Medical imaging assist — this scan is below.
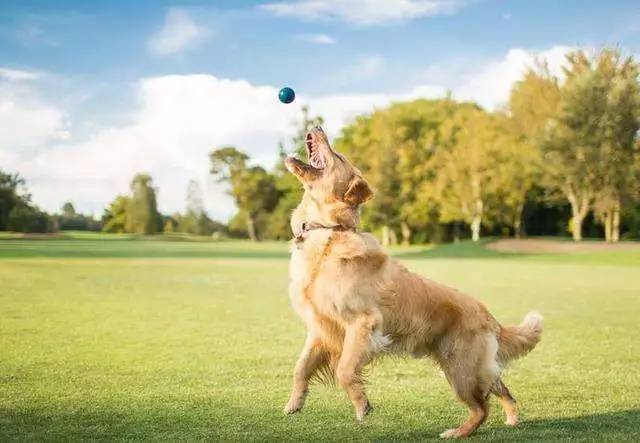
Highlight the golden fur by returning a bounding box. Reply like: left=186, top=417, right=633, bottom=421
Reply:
left=283, top=127, right=542, bottom=438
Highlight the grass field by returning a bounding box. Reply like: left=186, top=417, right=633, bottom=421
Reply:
left=1, top=233, right=639, bottom=441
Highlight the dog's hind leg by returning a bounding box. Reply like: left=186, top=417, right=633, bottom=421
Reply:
left=440, top=335, right=497, bottom=438
left=284, top=335, right=329, bottom=414
left=440, top=382, right=490, bottom=439
left=491, top=377, right=518, bottom=426
left=336, top=315, right=377, bottom=421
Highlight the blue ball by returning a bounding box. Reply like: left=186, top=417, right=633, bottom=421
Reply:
left=279, top=86, right=295, bottom=104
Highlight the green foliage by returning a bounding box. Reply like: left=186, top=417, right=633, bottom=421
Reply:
left=125, top=174, right=162, bottom=235
left=7, top=203, right=51, bottom=233
left=0, top=170, right=28, bottom=231
left=57, top=202, right=102, bottom=231
left=336, top=99, right=538, bottom=242
left=535, top=49, right=640, bottom=240
left=174, top=212, right=226, bottom=237
left=0, top=170, right=54, bottom=233
left=336, top=99, right=460, bottom=243
left=210, top=146, right=280, bottom=240
left=509, top=62, right=562, bottom=144
left=102, top=195, right=130, bottom=233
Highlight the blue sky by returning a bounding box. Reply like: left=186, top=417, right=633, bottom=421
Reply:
left=1, top=0, right=639, bottom=219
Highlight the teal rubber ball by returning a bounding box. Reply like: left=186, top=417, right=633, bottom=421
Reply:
left=279, top=87, right=295, bottom=104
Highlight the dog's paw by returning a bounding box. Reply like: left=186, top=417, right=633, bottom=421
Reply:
left=283, top=397, right=305, bottom=415
left=505, top=415, right=519, bottom=426
left=283, top=401, right=302, bottom=415
left=356, top=400, right=373, bottom=422
left=439, top=428, right=461, bottom=439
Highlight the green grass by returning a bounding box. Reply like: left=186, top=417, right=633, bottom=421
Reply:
left=1, top=234, right=639, bottom=441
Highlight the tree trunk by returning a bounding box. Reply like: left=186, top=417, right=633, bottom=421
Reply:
left=389, top=228, right=398, bottom=246
left=568, top=191, right=590, bottom=242
left=603, top=210, right=612, bottom=242
left=514, top=201, right=524, bottom=239
left=247, top=216, right=257, bottom=241
left=612, top=204, right=620, bottom=243
left=453, top=222, right=460, bottom=243
left=513, top=217, right=521, bottom=239
left=471, top=215, right=481, bottom=242
left=571, top=212, right=584, bottom=241
left=470, top=199, right=483, bottom=242
left=400, top=222, right=411, bottom=246
left=381, top=225, right=390, bottom=247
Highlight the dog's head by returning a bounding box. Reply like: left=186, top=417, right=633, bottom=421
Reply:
left=285, top=126, right=373, bottom=237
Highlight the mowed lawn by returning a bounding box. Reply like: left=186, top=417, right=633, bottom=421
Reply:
left=1, top=234, right=639, bottom=441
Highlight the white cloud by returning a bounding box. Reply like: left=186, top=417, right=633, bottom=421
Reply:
left=262, top=0, right=464, bottom=25
left=0, top=74, right=70, bottom=166
left=10, top=76, right=303, bottom=219
left=2, top=45, right=575, bottom=219
left=4, top=75, right=442, bottom=219
left=454, top=45, right=573, bottom=110
left=148, top=8, right=213, bottom=56
left=0, top=68, right=41, bottom=81
left=309, top=85, right=445, bottom=132
left=296, top=33, right=336, bottom=44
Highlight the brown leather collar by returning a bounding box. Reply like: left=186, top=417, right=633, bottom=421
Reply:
left=294, top=222, right=354, bottom=243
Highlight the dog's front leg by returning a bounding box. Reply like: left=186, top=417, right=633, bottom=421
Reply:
left=336, top=315, right=377, bottom=421
left=284, top=335, right=327, bottom=414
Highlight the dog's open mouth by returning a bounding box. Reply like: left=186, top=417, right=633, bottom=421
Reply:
left=306, top=131, right=326, bottom=170
left=284, top=127, right=331, bottom=180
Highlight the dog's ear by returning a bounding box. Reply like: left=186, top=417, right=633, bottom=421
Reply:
left=344, top=177, right=373, bottom=206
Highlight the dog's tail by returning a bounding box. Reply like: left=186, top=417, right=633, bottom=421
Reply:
left=497, top=311, right=543, bottom=364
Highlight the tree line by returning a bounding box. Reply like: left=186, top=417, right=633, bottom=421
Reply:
left=2, top=48, right=639, bottom=243
left=212, top=48, right=640, bottom=243
left=0, top=171, right=225, bottom=237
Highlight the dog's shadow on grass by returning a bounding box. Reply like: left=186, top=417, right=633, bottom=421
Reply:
left=2, top=407, right=639, bottom=440
left=372, top=409, right=640, bottom=441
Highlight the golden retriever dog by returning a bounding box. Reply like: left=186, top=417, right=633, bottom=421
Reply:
left=283, top=126, right=542, bottom=438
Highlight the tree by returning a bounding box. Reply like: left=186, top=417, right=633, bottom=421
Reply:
left=0, top=171, right=27, bottom=231
left=0, top=170, right=54, bottom=233
left=337, top=109, right=404, bottom=244
left=102, top=195, right=130, bottom=233
left=426, top=106, right=506, bottom=242
left=173, top=179, right=225, bottom=236
left=56, top=202, right=101, bottom=231
left=210, top=147, right=280, bottom=241
left=543, top=49, right=640, bottom=241
left=490, top=114, right=542, bottom=237
left=509, top=63, right=563, bottom=143
left=62, top=202, right=76, bottom=218
left=337, top=99, right=458, bottom=244
left=125, top=174, right=161, bottom=235
left=186, top=180, right=204, bottom=218
left=508, top=63, right=561, bottom=236
left=178, top=180, right=205, bottom=234
left=590, top=50, right=640, bottom=242
left=7, top=204, right=50, bottom=233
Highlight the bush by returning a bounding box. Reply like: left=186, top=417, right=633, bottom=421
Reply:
left=7, top=205, right=52, bottom=233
